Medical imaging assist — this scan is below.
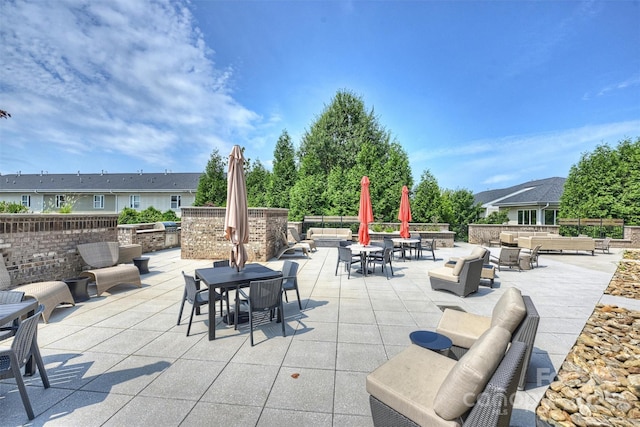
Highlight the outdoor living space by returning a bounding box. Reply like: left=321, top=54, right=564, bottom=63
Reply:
left=1, top=243, right=632, bottom=426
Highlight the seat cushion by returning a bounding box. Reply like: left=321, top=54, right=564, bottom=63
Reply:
left=428, top=267, right=459, bottom=283
left=433, top=325, right=511, bottom=420
left=490, top=287, right=526, bottom=333
left=436, top=309, right=492, bottom=349
left=366, top=344, right=460, bottom=426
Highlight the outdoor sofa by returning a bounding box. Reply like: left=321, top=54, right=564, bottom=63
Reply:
left=499, top=231, right=558, bottom=246
left=517, top=235, right=595, bottom=255
left=367, top=325, right=527, bottom=426
left=306, top=227, right=352, bottom=242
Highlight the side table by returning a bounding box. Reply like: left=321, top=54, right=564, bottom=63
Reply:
left=133, top=257, right=150, bottom=274
left=63, top=277, right=90, bottom=302
left=409, top=330, right=452, bottom=355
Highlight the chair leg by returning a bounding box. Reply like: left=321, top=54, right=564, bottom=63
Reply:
left=249, top=306, right=254, bottom=346
left=177, top=288, right=187, bottom=325
left=187, top=303, right=196, bottom=337
left=280, top=300, right=286, bottom=338
left=10, top=354, right=35, bottom=420
left=32, top=342, right=50, bottom=388
left=295, top=287, right=302, bottom=310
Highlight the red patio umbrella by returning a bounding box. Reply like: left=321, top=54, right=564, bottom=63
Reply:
left=398, top=185, right=412, bottom=238
left=358, top=176, right=374, bottom=246
left=224, top=145, right=249, bottom=271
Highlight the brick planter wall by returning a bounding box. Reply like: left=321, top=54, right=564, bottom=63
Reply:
left=0, top=213, right=119, bottom=288
left=180, top=207, right=289, bottom=262
left=117, top=223, right=181, bottom=253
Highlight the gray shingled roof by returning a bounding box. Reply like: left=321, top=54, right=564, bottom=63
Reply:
left=474, top=177, right=566, bottom=206
left=0, top=172, right=202, bottom=192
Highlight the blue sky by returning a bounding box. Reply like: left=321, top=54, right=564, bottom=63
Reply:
left=1, top=0, right=639, bottom=194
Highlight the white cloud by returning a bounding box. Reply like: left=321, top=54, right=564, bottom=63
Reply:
left=0, top=0, right=261, bottom=172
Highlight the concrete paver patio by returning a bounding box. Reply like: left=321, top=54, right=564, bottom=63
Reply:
left=1, top=242, right=634, bottom=426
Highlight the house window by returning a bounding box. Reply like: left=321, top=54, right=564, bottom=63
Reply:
left=170, top=195, right=181, bottom=209
left=94, top=195, right=104, bottom=209
left=129, top=195, right=140, bottom=209
left=55, top=195, right=65, bottom=208
left=517, top=209, right=537, bottom=225
left=544, top=209, right=558, bottom=225
left=21, top=195, right=31, bottom=207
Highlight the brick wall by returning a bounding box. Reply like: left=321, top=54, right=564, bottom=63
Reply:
left=181, top=207, right=289, bottom=261
left=0, top=214, right=118, bottom=288
left=117, top=223, right=181, bottom=253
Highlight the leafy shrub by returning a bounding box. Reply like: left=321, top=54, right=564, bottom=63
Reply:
left=118, top=207, right=140, bottom=224
left=0, top=201, right=28, bottom=213
left=162, top=210, right=180, bottom=221
left=476, top=211, right=509, bottom=225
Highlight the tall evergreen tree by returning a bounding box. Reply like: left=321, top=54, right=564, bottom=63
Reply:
left=268, top=130, right=297, bottom=209
left=412, top=170, right=442, bottom=223
left=194, top=148, right=226, bottom=206
left=246, top=159, right=271, bottom=208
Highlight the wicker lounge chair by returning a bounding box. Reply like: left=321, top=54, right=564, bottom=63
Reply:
left=490, top=247, right=521, bottom=271
left=1, top=258, right=74, bottom=323
left=595, top=237, right=612, bottom=253
left=288, top=227, right=317, bottom=252
left=429, top=257, right=483, bottom=297
left=77, top=242, right=141, bottom=296
left=367, top=325, right=527, bottom=426
left=436, top=287, right=540, bottom=390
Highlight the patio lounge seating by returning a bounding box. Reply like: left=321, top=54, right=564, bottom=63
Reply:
left=595, top=237, right=611, bottom=253
left=428, top=257, right=483, bottom=297
left=288, top=228, right=317, bottom=252
left=1, top=258, right=75, bottom=323
left=77, top=242, right=141, bottom=297
left=367, top=325, right=526, bottom=427
left=445, top=246, right=495, bottom=287
left=490, top=247, right=521, bottom=271
left=275, top=231, right=311, bottom=260
left=436, top=287, right=539, bottom=390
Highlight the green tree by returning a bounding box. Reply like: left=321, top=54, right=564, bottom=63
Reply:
left=246, top=159, right=271, bottom=207
left=291, top=90, right=403, bottom=220
left=412, top=170, right=442, bottom=223
left=477, top=211, right=509, bottom=224
left=118, top=207, right=140, bottom=224
left=560, top=137, right=640, bottom=225
left=442, top=188, right=482, bottom=241
left=194, top=148, right=227, bottom=206
left=268, top=130, right=297, bottom=209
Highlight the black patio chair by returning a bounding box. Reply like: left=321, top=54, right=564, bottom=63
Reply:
left=281, top=260, right=302, bottom=310
left=237, top=278, right=285, bottom=346
left=0, top=305, right=50, bottom=420
left=368, top=247, right=394, bottom=279
left=336, top=246, right=360, bottom=279
left=178, top=271, right=221, bottom=336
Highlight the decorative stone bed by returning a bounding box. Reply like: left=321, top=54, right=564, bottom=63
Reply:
left=536, top=250, right=640, bottom=427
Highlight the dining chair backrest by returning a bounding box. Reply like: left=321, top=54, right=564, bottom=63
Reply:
left=248, top=278, right=283, bottom=311
left=182, top=272, right=200, bottom=304
left=0, top=290, right=25, bottom=305
left=213, top=260, right=229, bottom=268
left=410, top=232, right=422, bottom=241
left=339, top=240, right=352, bottom=247
left=282, top=261, right=298, bottom=287
left=338, top=246, right=354, bottom=262
left=7, top=305, right=45, bottom=368
left=383, top=238, right=395, bottom=250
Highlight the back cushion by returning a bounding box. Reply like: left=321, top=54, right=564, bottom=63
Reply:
left=469, top=247, right=486, bottom=259
left=490, top=288, right=526, bottom=333
left=433, top=326, right=511, bottom=420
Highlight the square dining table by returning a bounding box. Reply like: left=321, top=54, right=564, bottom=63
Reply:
left=0, top=299, right=39, bottom=374
left=195, top=264, right=282, bottom=341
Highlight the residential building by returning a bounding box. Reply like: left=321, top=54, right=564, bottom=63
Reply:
left=0, top=171, right=202, bottom=216
left=474, top=177, right=566, bottom=225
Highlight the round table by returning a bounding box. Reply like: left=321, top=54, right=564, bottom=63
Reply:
left=346, top=244, right=383, bottom=276
left=391, top=238, right=420, bottom=260
left=63, top=277, right=91, bottom=302
left=409, top=330, right=452, bottom=354
left=133, top=257, right=150, bottom=274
